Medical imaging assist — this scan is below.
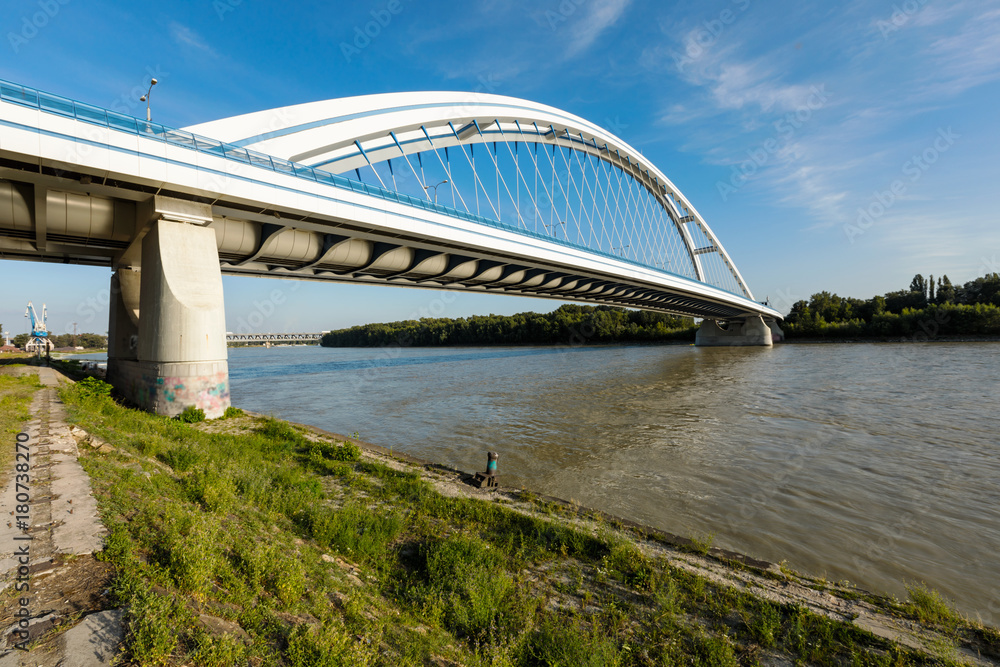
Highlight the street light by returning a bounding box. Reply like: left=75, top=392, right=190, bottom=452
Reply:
left=544, top=220, right=566, bottom=236
left=424, top=179, right=448, bottom=204
left=139, top=78, right=158, bottom=122
left=612, top=244, right=630, bottom=256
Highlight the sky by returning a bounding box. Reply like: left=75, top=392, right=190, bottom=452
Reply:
left=1, top=0, right=998, bottom=337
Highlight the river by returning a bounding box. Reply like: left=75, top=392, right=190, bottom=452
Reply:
left=98, top=342, right=1000, bottom=620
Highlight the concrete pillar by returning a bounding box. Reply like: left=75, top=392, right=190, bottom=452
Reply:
left=106, top=268, right=140, bottom=387
left=695, top=316, right=773, bottom=347
left=107, top=197, right=230, bottom=419
left=766, top=318, right=785, bottom=343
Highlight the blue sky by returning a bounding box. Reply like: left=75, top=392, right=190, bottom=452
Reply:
left=2, top=0, right=998, bottom=337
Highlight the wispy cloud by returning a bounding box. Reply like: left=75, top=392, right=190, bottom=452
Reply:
left=566, top=0, right=632, bottom=57
left=169, top=22, right=218, bottom=58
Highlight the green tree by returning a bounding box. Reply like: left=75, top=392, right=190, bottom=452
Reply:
left=12, top=333, right=30, bottom=349
left=908, top=274, right=928, bottom=307
left=937, top=275, right=956, bottom=303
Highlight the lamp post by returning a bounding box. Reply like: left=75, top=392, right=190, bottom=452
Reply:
left=424, top=179, right=448, bottom=204
left=139, top=78, right=158, bottom=122
left=544, top=220, right=566, bottom=236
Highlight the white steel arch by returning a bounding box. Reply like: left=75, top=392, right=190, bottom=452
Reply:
left=187, top=92, right=754, bottom=300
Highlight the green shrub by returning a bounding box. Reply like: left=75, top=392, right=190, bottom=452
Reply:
left=523, top=614, right=623, bottom=667
left=286, top=621, right=374, bottom=667
left=223, top=406, right=244, bottom=419
left=904, top=583, right=959, bottom=625
left=420, top=534, right=531, bottom=642
left=310, top=440, right=361, bottom=462
left=296, top=503, right=403, bottom=563
left=124, top=587, right=180, bottom=665
left=176, top=405, right=206, bottom=423
left=76, top=376, right=112, bottom=400
left=273, top=557, right=307, bottom=606
left=257, top=417, right=308, bottom=447
left=159, top=446, right=200, bottom=472
left=184, top=467, right=237, bottom=512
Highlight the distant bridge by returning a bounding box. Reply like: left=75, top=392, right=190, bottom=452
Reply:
left=227, top=332, right=324, bottom=344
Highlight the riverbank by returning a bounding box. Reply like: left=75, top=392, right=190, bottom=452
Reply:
left=5, top=370, right=993, bottom=665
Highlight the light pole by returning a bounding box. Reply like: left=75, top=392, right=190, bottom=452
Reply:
left=424, top=179, right=448, bottom=204
left=139, top=78, right=158, bottom=122
left=544, top=220, right=566, bottom=236
left=612, top=244, right=630, bottom=256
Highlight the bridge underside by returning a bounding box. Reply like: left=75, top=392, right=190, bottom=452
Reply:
left=0, top=162, right=756, bottom=321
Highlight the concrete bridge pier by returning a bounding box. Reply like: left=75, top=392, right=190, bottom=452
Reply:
left=106, top=197, right=231, bottom=419
left=695, top=316, right=778, bottom=347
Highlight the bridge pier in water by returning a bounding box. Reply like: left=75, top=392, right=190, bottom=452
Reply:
left=695, top=316, right=784, bottom=347
left=107, top=197, right=231, bottom=419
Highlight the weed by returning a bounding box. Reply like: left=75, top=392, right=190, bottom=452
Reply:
left=176, top=405, right=206, bottom=423
left=274, top=557, right=307, bottom=606
left=311, top=439, right=362, bottom=462
left=689, top=532, right=715, bottom=556
left=223, top=406, right=244, bottom=419
left=742, top=598, right=782, bottom=648
left=604, top=541, right=654, bottom=589
left=419, top=534, right=532, bottom=643
left=523, top=614, right=623, bottom=666
left=257, top=416, right=309, bottom=448
left=76, top=375, right=113, bottom=400
left=904, top=583, right=960, bottom=626
left=286, top=620, right=375, bottom=666
left=296, top=502, right=404, bottom=563
left=159, top=445, right=200, bottom=472
left=184, top=466, right=237, bottom=512
left=123, top=586, right=181, bottom=666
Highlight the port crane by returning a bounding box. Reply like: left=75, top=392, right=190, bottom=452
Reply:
left=24, top=301, right=51, bottom=356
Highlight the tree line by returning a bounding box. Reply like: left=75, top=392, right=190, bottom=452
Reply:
left=784, top=273, right=1000, bottom=338
left=6, top=331, right=107, bottom=349
left=320, top=305, right=697, bottom=347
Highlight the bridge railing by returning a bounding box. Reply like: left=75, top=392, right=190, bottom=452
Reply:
left=0, top=79, right=747, bottom=297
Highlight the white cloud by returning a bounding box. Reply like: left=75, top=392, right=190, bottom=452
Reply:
left=169, top=22, right=218, bottom=58
left=565, top=0, right=632, bottom=57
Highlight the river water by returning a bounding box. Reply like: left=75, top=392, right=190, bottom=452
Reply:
left=197, top=343, right=1000, bottom=618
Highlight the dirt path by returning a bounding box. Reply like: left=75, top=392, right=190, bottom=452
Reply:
left=0, top=367, right=119, bottom=667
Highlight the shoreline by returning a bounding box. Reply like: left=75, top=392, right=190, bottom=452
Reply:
left=228, top=409, right=998, bottom=662
left=6, top=363, right=999, bottom=664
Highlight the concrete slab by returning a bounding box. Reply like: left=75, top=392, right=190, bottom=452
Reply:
left=49, top=460, right=105, bottom=556
left=57, top=609, right=123, bottom=667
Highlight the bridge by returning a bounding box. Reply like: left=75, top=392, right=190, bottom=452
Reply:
left=227, top=332, right=324, bottom=344
left=0, top=78, right=782, bottom=418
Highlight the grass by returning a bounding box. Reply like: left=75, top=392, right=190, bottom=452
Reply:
left=0, top=365, right=43, bottom=486
left=56, top=377, right=994, bottom=666
left=904, top=583, right=962, bottom=626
